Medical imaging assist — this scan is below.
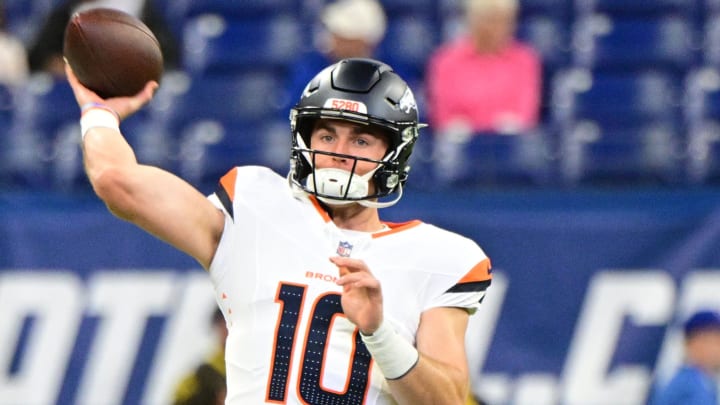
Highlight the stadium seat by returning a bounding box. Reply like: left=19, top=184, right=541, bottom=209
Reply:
left=520, top=0, right=573, bottom=21
left=2, top=74, right=82, bottom=189
left=174, top=119, right=290, bottom=189
left=428, top=129, right=555, bottom=188
left=572, top=14, right=697, bottom=74
left=558, top=121, right=684, bottom=185
left=701, top=14, right=720, bottom=66
left=154, top=72, right=290, bottom=137
left=551, top=69, right=683, bottom=128
left=3, top=0, right=56, bottom=44
left=379, top=0, right=437, bottom=16
left=377, top=15, right=441, bottom=88
left=0, top=84, right=12, bottom=129
left=517, top=16, right=571, bottom=73
left=183, top=14, right=306, bottom=76
left=684, top=67, right=720, bottom=184
left=171, top=0, right=301, bottom=19
left=552, top=69, right=684, bottom=184
left=574, top=0, right=698, bottom=19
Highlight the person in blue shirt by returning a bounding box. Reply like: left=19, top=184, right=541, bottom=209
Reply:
left=650, top=310, right=720, bottom=405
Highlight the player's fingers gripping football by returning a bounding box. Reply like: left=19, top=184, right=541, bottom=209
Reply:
left=65, top=63, right=158, bottom=120
left=66, top=63, right=99, bottom=106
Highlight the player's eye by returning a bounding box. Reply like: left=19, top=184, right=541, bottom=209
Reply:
left=320, top=134, right=335, bottom=143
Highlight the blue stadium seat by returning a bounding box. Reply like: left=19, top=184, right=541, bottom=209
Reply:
left=174, top=119, right=290, bottom=188
left=572, top=14, right=697, bottom=74
left=558, top=121, right=684, bottom=185
left=701, top=14, right=720, bottom=66
left=379, top=0, right=437, bottom=16
left=3, top=0, right=56, bottom=44
left=520, top=0, right=573, bottom=21
left=685, top=67, right=720, bottom=122
left=517, top=16, right=571, bottom=72
left=2, top=74, right=82, bottom=189
left=0, top=84, right=15, bottom=187
left=552, top=69, right=683, bottom=127
left=575, top=0, right=698, bottom=18
left=154, top=72, right=290, bottom=136
left=707, top=0, right=720, bottom=14
left=684, top=67, right=720, bottom=184
left=428, top=129, right=555, bottom=188
left=171, top=0, right=301, bottom=19
left=0, top=84, right=12, bottom=130
left=377, top=16, right=441, bottom=87
left=183, top=14, right=306, bottom=76
left=552, top=69, right=684, bottom=184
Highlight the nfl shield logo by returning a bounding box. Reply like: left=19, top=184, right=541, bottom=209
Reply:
left=336, top=241, right=353, bottom=257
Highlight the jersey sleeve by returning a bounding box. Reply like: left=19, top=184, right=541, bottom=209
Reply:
left=426, top=257, right=492, bottom=314
left=417, top=229, right=492, bottom=315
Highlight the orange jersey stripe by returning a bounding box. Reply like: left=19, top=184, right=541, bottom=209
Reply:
left=219, top=168, right=238, bottom=203
left=458, top=258, right=492, bottom=283
left=308, top=195, right=333, bottom=223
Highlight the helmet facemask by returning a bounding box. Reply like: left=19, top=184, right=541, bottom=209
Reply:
left=287, top=58, right=424, bottom=208
left=289, top=114, right=416, bottom=208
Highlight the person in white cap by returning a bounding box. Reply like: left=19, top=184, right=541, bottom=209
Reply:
left=285, top=0, right=389, bottom=111
left=318, top=0, right=387, bottom=61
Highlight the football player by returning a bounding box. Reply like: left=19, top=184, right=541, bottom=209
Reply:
left=67, top=57, right=492, bottom=404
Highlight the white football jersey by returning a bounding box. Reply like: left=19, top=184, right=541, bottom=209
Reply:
left=207, top=166, right=491, bottom=405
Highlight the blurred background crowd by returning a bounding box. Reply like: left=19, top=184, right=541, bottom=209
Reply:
left=2, top=0, right=719, bottom=194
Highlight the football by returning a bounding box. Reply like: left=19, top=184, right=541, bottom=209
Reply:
left=63, top=7, right=163, bottom=98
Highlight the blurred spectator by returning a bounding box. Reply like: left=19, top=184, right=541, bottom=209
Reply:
left=426, top=0, right=541, bottom=136
left=285, top=0, right=387, bottom=106
left=0, top=0, right=29, bottom=86
left=648, top=310, right=720, bottom=405
left=172, top=308, right=227, bottom=405
left=27, top=0, right=179, bottom=78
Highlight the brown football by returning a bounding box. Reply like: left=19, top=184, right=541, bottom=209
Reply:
left=63, top=7, right=163, bottom=98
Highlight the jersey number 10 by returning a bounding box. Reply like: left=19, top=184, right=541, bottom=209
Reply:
left=266, top=282, right=373, bottom=404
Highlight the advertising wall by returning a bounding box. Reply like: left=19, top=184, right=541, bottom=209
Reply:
left=2, top=187, right=720, bottom=405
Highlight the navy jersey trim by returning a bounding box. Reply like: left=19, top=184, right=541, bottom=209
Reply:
left=215, top=183, right=234, bottom=221
left=445, top=279, right=491, bottom=294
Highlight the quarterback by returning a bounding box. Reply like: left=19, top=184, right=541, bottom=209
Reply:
left=67, top=58, right=491, bottom=404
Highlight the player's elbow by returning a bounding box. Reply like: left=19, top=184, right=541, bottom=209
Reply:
left=90, top=166, right=136, bottom=220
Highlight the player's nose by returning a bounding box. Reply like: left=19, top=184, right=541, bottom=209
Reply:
left=330, top=138, right=352, bottom=160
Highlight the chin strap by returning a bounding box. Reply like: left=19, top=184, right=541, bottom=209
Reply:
left=356, top=183, right=403, bottom=208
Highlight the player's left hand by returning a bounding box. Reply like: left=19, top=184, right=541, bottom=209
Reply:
left=332, top=256, right=383, bottom=335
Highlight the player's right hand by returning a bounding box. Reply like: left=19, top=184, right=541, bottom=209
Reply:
left=332, top=256, right=384, bottom=335
left=65, top=62, right=158, bottom=120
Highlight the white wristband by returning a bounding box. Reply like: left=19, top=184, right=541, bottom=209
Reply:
left=360, top=321, right=419, bottom=380
left=80, top=106, right=120, bottom=140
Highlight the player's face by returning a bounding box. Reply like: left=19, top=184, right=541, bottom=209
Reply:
left=309, top=119, right=389, bottom=176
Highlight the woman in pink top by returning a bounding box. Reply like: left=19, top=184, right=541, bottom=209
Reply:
left=427, top=0, right=541, bottom=135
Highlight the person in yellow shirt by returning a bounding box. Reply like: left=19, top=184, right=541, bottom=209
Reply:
left=172, top=309, right=228, bottom=405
